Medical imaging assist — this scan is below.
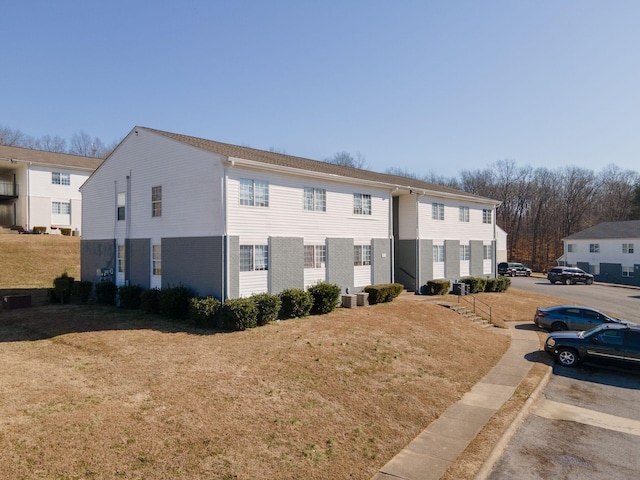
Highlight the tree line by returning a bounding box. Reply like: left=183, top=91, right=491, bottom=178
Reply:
left=389, top=160, right=640, bottom=270
left=0, top=125, right=119, bottom=158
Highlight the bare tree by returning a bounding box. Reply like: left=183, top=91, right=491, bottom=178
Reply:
left=326, top=151, right=368, bottom=169
left=0, top=126, right=25, bottom=146
left=69, top=131, right=108, bottom=158
left=34, top=135, right=68, bottom=153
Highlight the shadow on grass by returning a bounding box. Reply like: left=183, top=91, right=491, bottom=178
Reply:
left=0, top=288, right=224, bottom=342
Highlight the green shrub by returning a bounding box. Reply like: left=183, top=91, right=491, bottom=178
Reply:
left=308, top=282, right=342, bottom=314
left=364, top=283, right=404, bottom=304
left=251, top=293, right=281, bottom=326
left=72, top=280, right=93, bottom=303
left=32, top=226, right=47, bottom=234
left=141, top=288, right=161, bottom=314
left=484, top=278, right=499, bottom=292
left=159, top=284, right=195, bottom=319
left=60, top=228, right=72, bottom=236
left=461, top=277, right=487, bottom=294
left=118, top=284, right=143, bottom=309
left=496, top=276, right=511, bottom=292
left=222, top=297, right=258, bottom=331
left=279, top=288, right=313, bottom=319
left=425, top=280, right=450, bottom=295
left=52, top=272, right=75, bottom=303
left=96, top=281, right=117, bottom=305
left=189, top=297, right=222, bottom=328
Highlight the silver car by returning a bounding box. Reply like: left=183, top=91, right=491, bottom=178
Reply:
left=534, top=305, right=624, bottom=332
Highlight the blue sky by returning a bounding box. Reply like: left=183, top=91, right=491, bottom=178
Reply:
left=3, top=0, right=639, bottom=178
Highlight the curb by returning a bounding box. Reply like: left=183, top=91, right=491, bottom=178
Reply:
left=473, top=364, right=553, bottom=480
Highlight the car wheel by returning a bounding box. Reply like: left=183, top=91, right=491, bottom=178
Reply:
left=551, top=321, right=568, bottom=332
left=563, top=277, right=569, bottom=285
left=586, top=278, right=593, bottom=285
left=555, top=347, right=579, bottom=367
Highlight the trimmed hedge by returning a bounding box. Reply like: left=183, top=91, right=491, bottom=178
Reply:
left=279, top=288, right=313, bottom=319
left=308, top=282, right=341, bottom=314
left=72, top=280, right=93, bottom=303
left=363, top=283, right=404, bottom=304
left=96, top=281, right=118, bottom=305
left=159, top=285, right=195, bottom=319
left=32, top=226, right=47, bottom=234
left=189, top=296, right=222, bottom=328
left=252, top=293, right=281, bottom=326
left=60, top=228, right=72, bottom=236
left=425, top=280, right=450, bottom=295
left=141, top=288, right=161, bottom=314
left=118, top=285, right=143, bottom=309
left=461, top=277, right=487, bottom=294
left=222, top=297, right=258, bottom=331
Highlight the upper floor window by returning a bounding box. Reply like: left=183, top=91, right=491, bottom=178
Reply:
left=483, top=245, right=493, bottom=260
left=304, top=245, right=326, bottom=268
left=482, top=209, right=492, bottom=224
left=152, top=245, right=161, bottom=276
left=623, top=243, right=634, bottom=254
left=589, top=244, right=600, bottom=253
left=240, top=179, right=269, bottom=207
left=433, top=245, right=445, bottom=263
left=432, top=203, right=444, bottom=221
left=52, top=201, right=70, bottom=215
left=52, top=172, right=70, bottom=185
left=567, top=244, right=576, bottom=252
left=117, top=192, right=126, bottom=221
left=354, top=245, right=372, bottom=266
left=151, top=186, right=162, bottom=217
left=240, top=245, right=269, bottom=271
left=353, top=193, right=371, bottom=215
left=304, top=187, right=326, bottom=212
left=460, top=245, right=470, bottom=261
left=459, top=206, right=469, bottom=222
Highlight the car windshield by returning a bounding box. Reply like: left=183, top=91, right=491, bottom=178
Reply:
left=581, top=324, right=611, bottom=339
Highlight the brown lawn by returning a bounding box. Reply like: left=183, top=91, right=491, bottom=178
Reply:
left=0, top=235, right=567, bottom=479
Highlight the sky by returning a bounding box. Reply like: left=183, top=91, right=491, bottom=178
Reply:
left=3, top=0, right=640, bottom=178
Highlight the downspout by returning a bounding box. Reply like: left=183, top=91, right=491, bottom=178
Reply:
left=493, top=205, right=497, bottom=277
left=26, top=162, right=32, bottom=231
left=223, top=162, right=231, bottom=301
left=388, top=190, right=395, bottom=284
left=415, top=192, right=421, bottom=293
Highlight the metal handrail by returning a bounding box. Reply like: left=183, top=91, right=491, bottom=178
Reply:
left=457, top=294, right=492, bottom=324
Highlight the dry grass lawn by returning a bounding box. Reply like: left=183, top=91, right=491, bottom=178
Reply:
left=0, top=235, right=566, bottom=479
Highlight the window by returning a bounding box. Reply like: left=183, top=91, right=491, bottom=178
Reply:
left=240, top=179, right=269, bottom=207
left=52, top=172, right=70, bottom=185
left=353, top=193, right=371, bottom=215
left=152, top=245, right=161, bottom=276
left=483, top=245, right=493, bottom=260
left=623, top=243, right=634, bottom=254
left=52, top=201, right=70, bottom=215
left=460, top=245, right=470, bottom=261
left=432, top=203, right=444, bottom=220
left=118, top=244, right=126, bottom=273
left=589, top=244, right=600, bottom=253
left=622, top=266, right=634, bottom=278
left=482, top=209, right=492, bottom=224
left=433, top=245, right=445, bottom=263
left=304, top=245, right=326, bottom=268
left=459, top=206, right=469, bottom=222
left=152, top=186, right=162, bottom=217
left=354, top=245, right=372, bottom=266
left=240, top=245, right=269, bottom=272
left=117, top=192, right=126, bottom=221
left=304, top=187, right=326, bottom=212
left=567, top=244, right=576, bottom=253
left=589, top=264, right=600, bottom=275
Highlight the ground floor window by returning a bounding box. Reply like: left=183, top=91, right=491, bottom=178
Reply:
left=622, top=266, right=634, bottom=277
left=152, top=245, right=161, bottom=276
left=354, top=245, right=371, bottom=266
left=118, top=244, right=126, bottom=273
left=240, top=245, right=269, bottom=271
left=304, top=245, right=326, bottom=268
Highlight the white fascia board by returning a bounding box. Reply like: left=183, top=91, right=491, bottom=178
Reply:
left=3, top=157, right=96, bottom=173
left=226, top=157, right=499, bottom=205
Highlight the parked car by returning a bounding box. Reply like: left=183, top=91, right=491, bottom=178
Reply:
left=547, top=266, right=594, bottom=285
left=544, top=322, right=640, bottom=368
left=498, top=262, right=532, bottom=277
left=534, top=304, right=624, bottom=332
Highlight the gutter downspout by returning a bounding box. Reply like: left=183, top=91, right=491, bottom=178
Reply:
left=415, top=192, right=421, bottom=293
left=26, top=162, right=31, bottom=231
left=223, top=162, right=230, bottom=301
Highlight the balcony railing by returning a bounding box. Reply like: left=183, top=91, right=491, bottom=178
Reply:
left=0, top=181, right=18, bottom=198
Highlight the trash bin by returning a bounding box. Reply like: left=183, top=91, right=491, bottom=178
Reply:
left=452, top=283, right=465, bottom=295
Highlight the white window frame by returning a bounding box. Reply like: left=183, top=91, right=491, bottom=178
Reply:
left=152, top=186, right=162, bottom=217
left=52, top=201, right=71, bottom=215
left=482, top=209, right=492, bottom=224
left=304, top=245, right=326, bottom=268
left=240, top=245, right=269, bottom=272
left=622, top=266, right=634, bottom=277
left=432, top=203, right=444, bottom=221
left=118, top=244, right=126, bottom=273
left=433, top=245, right=445, bottom=263
left=117, top=192, right=126, bottom=221
left=240, top=179, right=269, bottom=207
left=52, top=171, right=70, bottom=185
left=460, top=245, right=470, bottom=261
left=354, top=245, right=372, bottom=266
left=623, top=243, right=634, bottom=254
left=152, top=244, right=161, bottom=276
left=459, top=206, right=469, bottom=222
left=567, top=244, right=576, bottom=253
left=483, top=245, right=493, bottom=260
left=589, top=243, right=600, bottom=253
left=303, top=187, right=327, bottom=212
left=353, top=193, right=371, bottom=215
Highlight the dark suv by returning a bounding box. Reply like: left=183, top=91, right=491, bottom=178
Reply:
left=544, top=323, right=640, bottom=368
left=498, top=262, right=532, bottom=277
left=547, top=267, right=594, bottom=285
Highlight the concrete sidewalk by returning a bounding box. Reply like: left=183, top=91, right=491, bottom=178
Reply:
left=372, top=322, right=540, bottom=480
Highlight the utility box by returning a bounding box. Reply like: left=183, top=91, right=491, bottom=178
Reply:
left=356, top=292, right=369, bottom=306
left=3, top=295, right=32, bottom=310
left=452, top=283, right=469, bottom=296
left=342, top=294, right=357, bottom=308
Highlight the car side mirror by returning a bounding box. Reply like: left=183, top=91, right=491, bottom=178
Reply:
left=590, top=337, right=599, bottom=345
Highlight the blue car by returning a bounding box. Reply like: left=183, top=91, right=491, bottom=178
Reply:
left=534, top=305, right=623, bottom=332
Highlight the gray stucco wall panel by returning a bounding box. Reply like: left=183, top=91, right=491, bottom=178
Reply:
left=269, top=237, right=304, bottom=294
left=81, top=239, right=115, bottom=284
left=469, top=241, right=484, bottom=277
left=327, top=238, right=354, bottom=293
left=445, top=240, right=460, bottom=279
left=162, top=236, right=224, bottom=298
left=372, top=238, right=391, bottom=285
left=126, top=238, right=150, bottom=289
left=227, top=236, right=239, bottom=299
left=420, top=239, right=434, bottom=288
